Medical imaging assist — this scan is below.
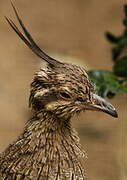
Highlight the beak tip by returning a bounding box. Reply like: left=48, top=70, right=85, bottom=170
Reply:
left=112, top=110, right=118, bottom=118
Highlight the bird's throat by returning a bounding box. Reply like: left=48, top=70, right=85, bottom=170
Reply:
left=0, top=115, right=87, bottom=179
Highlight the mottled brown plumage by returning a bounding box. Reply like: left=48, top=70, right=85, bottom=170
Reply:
left=0, top=3, right=118, bottom=180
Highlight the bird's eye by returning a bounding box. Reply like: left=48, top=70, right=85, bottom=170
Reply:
left=59, top=91, right=71, bottom=100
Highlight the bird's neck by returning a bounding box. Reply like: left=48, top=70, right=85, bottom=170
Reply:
left=2, top=113, right=87, bottom=179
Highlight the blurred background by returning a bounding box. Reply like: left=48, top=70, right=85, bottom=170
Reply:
left=0, top=0, right=127, bottom=180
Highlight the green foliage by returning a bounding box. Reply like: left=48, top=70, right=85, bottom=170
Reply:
left=113, top=56, right=127, bottom=77
left=106, top=31, right=127, bottom=61
left=88, top=70, right=127, bottom=98
left=89, top=4, right=127, bottom=98
left=106, top=4, right=127, bottom=62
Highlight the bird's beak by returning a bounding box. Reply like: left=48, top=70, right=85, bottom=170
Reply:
left=85, top=94, right=118, bottom=118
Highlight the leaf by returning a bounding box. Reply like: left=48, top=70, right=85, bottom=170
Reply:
left=113, top=56, right=127, bottom=77
left=105, top=32, right=119, bottom=44
left=123, top=4, right=127, bottom=26
left=88, top=70, right=127, bottom=98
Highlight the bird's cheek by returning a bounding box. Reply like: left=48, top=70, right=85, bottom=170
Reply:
left=45, top=101, right=60, bottom=111
left=45, top=100, right=69, bottom=111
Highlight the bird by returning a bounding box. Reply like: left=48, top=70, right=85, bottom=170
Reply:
left=0, top=2, right=118, bottom=180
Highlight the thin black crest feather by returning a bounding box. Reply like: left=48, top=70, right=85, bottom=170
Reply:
left=5, top=1, right=63, bottom=67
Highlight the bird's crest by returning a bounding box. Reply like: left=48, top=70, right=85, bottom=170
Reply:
left=5, top=1, right=63, bottom=68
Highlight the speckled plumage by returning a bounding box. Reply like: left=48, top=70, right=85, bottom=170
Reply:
left=0, top=3, right=118, bottom=180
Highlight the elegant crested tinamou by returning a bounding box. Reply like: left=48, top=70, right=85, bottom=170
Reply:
left=0, top=3, right=118, bottom=180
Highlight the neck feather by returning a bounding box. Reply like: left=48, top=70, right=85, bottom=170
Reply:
left=0, top=113, right=87, bottom=179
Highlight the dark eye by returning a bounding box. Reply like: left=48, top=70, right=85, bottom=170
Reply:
left=59, top=91, right=71, bottom=100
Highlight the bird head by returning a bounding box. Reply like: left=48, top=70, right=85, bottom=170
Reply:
left=29, top=63, right=118, bottom=120
left=6, top=2, right=118, bottom=120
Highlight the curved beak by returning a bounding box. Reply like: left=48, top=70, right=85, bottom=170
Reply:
left=85, top=94, right=118, bottom=118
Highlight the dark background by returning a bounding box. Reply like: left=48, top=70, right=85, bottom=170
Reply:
left=0, top=0, right=127, bottom=180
